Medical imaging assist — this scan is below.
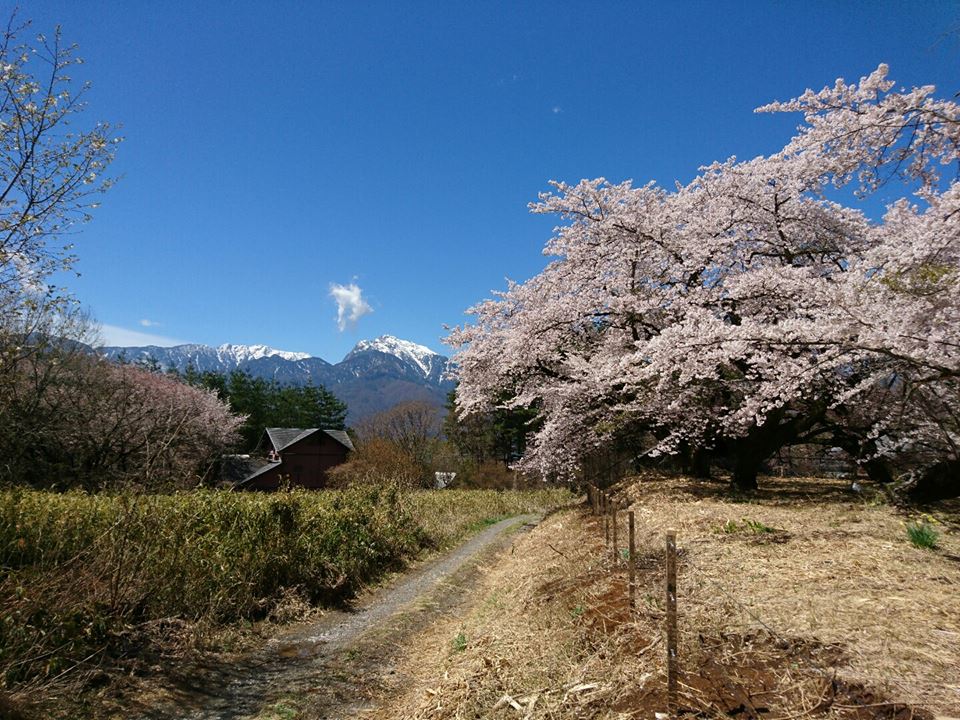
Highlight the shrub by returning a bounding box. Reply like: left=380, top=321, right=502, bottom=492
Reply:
left=450, top=460, right=538, bottom=490
left=719, top=518, right=776, bottom=534
left=327, top=438, right=425, bottom=489
left=0, top=486, right=420, bottom=690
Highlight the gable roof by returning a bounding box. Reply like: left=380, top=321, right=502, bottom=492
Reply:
left=234, top=459, right=282, bottom=487
left=221, top=454, right=273, bottom=485
left=265, top=427, right=355, bottom=453
left=322, top=429, right=355, bottom=452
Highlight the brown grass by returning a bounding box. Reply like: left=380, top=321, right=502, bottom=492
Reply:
left=371, top=475, right=960, bottom=719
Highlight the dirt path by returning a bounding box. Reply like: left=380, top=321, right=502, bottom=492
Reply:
left=132, top=514, right=538, bottom=720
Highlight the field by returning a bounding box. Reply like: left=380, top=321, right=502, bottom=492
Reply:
left=0, top=485, right=571, bottom=715
left=373, top=475, right=960, bottom=719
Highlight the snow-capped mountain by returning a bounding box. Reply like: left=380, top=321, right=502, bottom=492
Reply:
left=215, top=343, right=312, bottom=364
left=100, top=343, right=319, bottom=374
left=346, top=336, right=443, bottom=378
left=342, top=335, right=448, bottom=384
left=99, top=335, right=454, bottom=423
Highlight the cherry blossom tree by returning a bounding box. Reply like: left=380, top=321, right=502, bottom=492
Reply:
left=448, top=66, right=959, bottom=492
left=3, top=353, right=243, bottom=489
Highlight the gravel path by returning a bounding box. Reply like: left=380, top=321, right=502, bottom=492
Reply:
left=135, top=514, right=538, bottom=720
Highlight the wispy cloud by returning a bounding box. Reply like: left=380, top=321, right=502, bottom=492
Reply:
left=329, top=282, right=373, bottom=332
left=551, top=106, right=562, bottom=114
left=139, top=318, right=161, bottom=327
left=99, top=324, right=188, bottom=348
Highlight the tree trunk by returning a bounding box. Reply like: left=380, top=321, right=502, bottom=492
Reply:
left=690, top=447, right=712, bottom=480
left=907, top=461, right=960, bottom=501
left=861, top=458, right=894, bottom=485
left=731, top=455, right=760, bottom=491
left=829, top=432, right=895, bottom=485
left=676, top=442, right=712, bottom=479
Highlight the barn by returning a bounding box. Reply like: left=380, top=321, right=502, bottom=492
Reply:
left=234, top=428, right=355, bottom=491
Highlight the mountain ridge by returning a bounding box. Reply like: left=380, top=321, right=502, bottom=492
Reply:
left=99, top=335, right=455, bottom=424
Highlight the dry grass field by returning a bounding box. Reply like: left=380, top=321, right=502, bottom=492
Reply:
left=0, top=487, right=570, bottom=719
left=372, top=475, right=959, bottom=719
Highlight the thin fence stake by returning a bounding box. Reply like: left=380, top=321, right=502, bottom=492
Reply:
left=666, top=530, right=678, bottom=717
left=612, top=505, right=619, bottom=562
left=628, top=511, right=636, bottom=609
left=604, top=494, right=610, bottom=545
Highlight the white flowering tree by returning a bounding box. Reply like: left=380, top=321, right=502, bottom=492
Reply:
left=448, top=66, right=959, bottom=493
left=0, top=17, right=118, bottom=301
left=0, top=15, right=119, bottom=388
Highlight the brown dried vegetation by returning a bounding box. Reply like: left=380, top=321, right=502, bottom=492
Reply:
left=374, top=475, right=959, bottom=719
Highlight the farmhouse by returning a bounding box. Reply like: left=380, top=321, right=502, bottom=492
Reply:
left=234, top=427, right=354, bottom=491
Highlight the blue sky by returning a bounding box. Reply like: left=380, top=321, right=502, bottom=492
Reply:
left=19, top=0, right=959, bottom=361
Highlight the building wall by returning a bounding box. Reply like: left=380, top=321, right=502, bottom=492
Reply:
left=243, top=432, right=349, bottom=491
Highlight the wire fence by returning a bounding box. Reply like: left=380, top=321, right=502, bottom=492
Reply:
left=584, top=483, right=937, bottom=720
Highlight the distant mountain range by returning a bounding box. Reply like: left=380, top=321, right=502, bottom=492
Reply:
left=99, top=335, right=455, bottom=425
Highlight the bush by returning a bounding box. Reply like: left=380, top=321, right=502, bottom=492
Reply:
left=444, top=460, right=547, bottom=490
left=401, top=488, right=572, bottom=548
left=0, top=486, right=420, bottom=689
left=327, top=438, right=425, bottom=489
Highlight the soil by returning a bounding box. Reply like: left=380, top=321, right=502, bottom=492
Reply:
left=123, top=514, right=539, bottom=720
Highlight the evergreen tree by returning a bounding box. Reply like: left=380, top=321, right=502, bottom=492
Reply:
left=184, top=370, right=347, bottom=451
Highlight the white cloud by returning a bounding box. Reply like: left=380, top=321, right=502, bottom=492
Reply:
left=551, top=106, right=562, bottom=114
left=99, top=324, right=188, bottom=348
left=139, top=318, right=161, bottom=327
left=329, top=282, right=373, bottom=332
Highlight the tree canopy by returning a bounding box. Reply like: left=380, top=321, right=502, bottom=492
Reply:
left=448, top=66, right=960, bottom=492
left=181, top=368, right=347, bottom=452
left=0, top=17, right=119, bottom=347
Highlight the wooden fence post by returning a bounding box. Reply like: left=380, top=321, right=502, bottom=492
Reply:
left=611, top=505, right=619, bottom=562
left=604, top=494, right=610, bottom=546
left=628, top=511, right=636, bottom=608
left=666, top=530, right=678, bottom=717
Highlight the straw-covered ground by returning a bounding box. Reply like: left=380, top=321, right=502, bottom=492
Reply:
left=369, top=475, right=959, bottom=719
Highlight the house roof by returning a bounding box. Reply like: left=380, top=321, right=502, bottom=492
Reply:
left=234, top=459, right=282, bottom=487
left=220, top=454, right=271, bottom=485
left=265, top=427, right=355, bottom=453
left=322, top=429, right=355, bottom=452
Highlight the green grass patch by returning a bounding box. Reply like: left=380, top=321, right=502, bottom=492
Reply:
left=719, top=517, right=777, bottom=534
left=401, top=488, right=572, bottom=549
left=905, top=519, right=939, bottom=549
